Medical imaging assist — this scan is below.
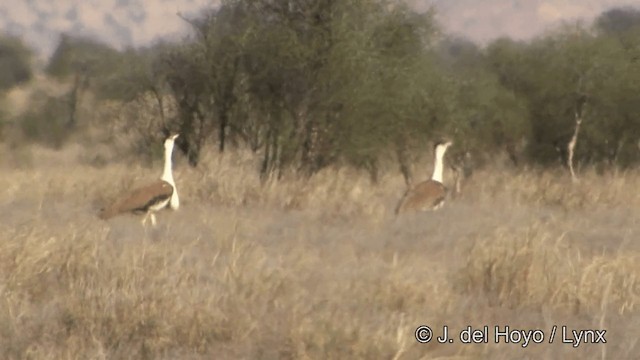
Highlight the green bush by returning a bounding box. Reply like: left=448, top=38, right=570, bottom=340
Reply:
left=19, top=94, right=71, bottom=148
left=0, top=34, right=32, bottom=92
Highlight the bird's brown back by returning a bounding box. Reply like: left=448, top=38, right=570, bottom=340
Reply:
left=99, top=180, right=174, bottom=219
left=395, top=180, right=447, bottom=214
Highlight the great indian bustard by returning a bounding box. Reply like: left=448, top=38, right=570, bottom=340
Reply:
left=395, top=140, right=452, bottom=214
left=99, top=133, right=180, bottom=226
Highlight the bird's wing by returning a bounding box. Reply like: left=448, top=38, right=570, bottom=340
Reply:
left=99, top=180, right=173, bottom=219
left=396, top=180, right=446, bottom=213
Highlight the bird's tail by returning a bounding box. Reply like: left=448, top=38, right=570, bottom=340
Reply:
left=98, top=204, right=120, bottom=220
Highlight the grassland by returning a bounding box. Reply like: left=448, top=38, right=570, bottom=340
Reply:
left=1, top=143, right=639, bottom=360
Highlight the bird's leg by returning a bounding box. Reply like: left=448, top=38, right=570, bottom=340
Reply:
left=150, top=213, right=157, bottom=227
left=141, top=212, right=149, bottom=226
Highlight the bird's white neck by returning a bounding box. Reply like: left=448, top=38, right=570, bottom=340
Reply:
left=161, top=143, right=175, bottom=186
left=161, top=139, right=180, bottom=210
left=431, top=152, right=445, bottom=183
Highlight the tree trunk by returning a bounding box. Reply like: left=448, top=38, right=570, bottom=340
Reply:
left=568, top=110, right=583, bottom=183
left=219, top=111, right=228, bottom=153
left=395, top=141, right=413, bottom=188
left=67, top=71, right=86, bottom=129
left=151, top=88, right=166, bottom=129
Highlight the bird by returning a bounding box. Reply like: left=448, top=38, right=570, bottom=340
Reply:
left=395, top=140, right=453, bottom=215
left=99, top=133, right=180, bottom=226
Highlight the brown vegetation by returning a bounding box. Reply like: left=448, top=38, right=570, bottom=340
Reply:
left=1, top=141, right=639, bottom=359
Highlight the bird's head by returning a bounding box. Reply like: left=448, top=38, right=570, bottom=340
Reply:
left=434, top=140, right=453, bottom=158
left=164, top=133, right=180, bottom=149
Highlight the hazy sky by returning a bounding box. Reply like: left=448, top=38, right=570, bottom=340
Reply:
left=1, top=0, right=638, bottom=59
left=423, top=0, right=640, bottom=43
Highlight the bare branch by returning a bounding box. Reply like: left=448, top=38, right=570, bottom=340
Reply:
left=568, top=110, right=583, bottom=183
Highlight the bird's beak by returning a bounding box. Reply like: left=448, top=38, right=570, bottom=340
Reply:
left=171, top=133, right=180, bottom=140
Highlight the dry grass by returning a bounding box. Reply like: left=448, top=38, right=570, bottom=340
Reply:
left=1, top=142, right=639, bottom=359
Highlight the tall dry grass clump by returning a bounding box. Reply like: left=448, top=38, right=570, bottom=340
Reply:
left=464, top=166, right=640, bottom=211
left=0, top=205, right=454, bottom=359
left=458, top=224, right=640, bottom=315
